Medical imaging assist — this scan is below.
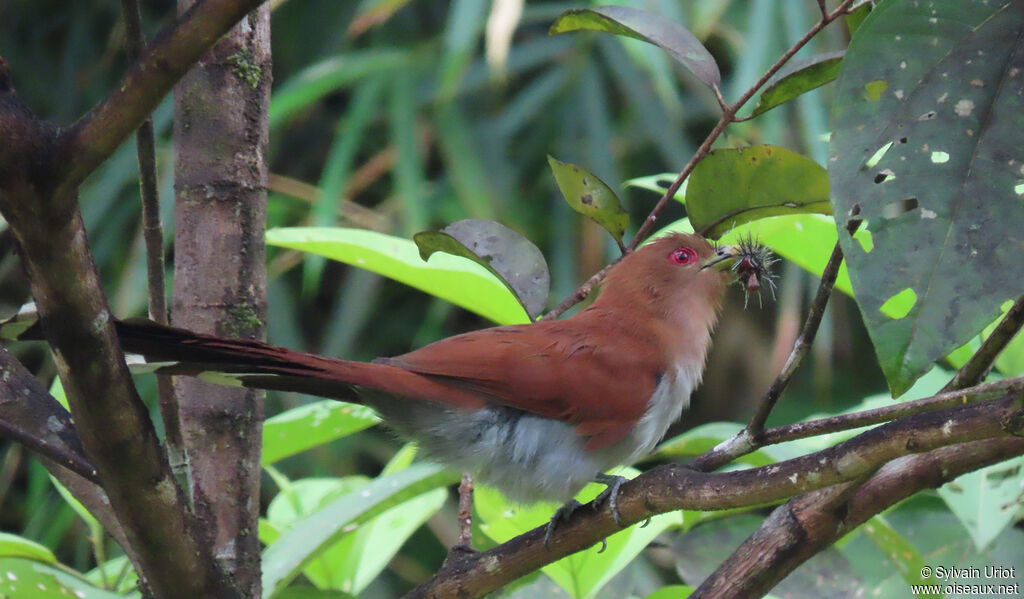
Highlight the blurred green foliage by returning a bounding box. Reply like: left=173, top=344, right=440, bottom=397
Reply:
left=5, top=1, right=1020, bottom=598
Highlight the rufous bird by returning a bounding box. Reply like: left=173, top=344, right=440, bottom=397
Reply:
left=6, top=233, right=744, bottom=536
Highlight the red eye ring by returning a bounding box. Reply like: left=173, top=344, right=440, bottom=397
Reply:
left=668, top=247, right=699, bottom=265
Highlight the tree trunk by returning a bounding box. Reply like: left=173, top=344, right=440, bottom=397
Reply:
left=172, top=4, right=271, bottom=595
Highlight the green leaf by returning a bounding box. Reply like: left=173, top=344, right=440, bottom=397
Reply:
left=550, top=5, right=720, bottom=89
left=474, top=467, right=682, bottom=599
left=829, top=0, right=1024, bottom=396
left=645, top=586, right=695, bottom=599
left=262, top=401, right=380, bottom=466
left=548, top=155, right=629, bottom=245
left=304, top=73, right=387, bottom=294
left=860, top=516, right=930, bottom=589
left=654, top=422, right=780, bottom=467
left=750, top=51, right=844, bottom=118
left=686, top=146, right=832, bottom=238
left=261, top=463, right=457, bottom=598
left=837, top=494, right=1024, bottom=595
left=938, top=456, right=1024, bottom=550
left=0, top=558, right=123, bottom=599
left=988, top=300, right=1024, bottom=377
left=269, top=50, right=409, bottom=131
left=414, top=219, right=550, bottom=320
left=624, top=173, right=686, bottom=204
left=844, top=1, right=874, bottom=36
left=265, top=227, right=530, bottom=325
left=262, top=467, right=446, bottom=595
left=662, top=215, right=1006, bottom=370
left=0, top=533, right=57, bottom=563
left=673, top=514, right=859, bottom=596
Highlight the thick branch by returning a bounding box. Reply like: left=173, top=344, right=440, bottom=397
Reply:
left=57, top=0, right=268, bottom=196
left=171, top=1, right=270, bottom=593
left=0, top=4, right=270, bottom=594
left=692, top=436, right=1024, bottom=598
left=692, top=376, right=1024, bottom=472
left=0, top=348, right=98, bottom=483
left=0, top=348, right=137, bottom=559
left=404, top=391, right=1023, bottom=598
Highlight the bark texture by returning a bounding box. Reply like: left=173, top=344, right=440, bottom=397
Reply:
left=172, top=3, right=271, bottom=595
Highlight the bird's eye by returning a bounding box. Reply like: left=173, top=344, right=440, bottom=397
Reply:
left=668, top=247, right=699, bottom=265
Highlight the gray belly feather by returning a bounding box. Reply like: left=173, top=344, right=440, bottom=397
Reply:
left=364, top=367, right=694, bottom=504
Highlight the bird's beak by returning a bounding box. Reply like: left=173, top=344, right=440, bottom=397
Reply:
left=700, top=245, right=740, bottom=271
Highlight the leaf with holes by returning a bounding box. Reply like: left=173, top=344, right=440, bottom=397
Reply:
left=750, top=51, right=845, bottom=117
left=828, top=0, right=1024, bottom=396
left=548, top=155, right=630, bottom=245
left=686, top=146, right=832, bottom=239
left=549, top=5, right=720, bottom=89
left=414, top=219, right=550, bottom=320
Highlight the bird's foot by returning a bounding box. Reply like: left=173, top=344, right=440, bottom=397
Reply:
left=544, top=499, right=582, bottom=547
left=593, top=472, right=627, bottom=527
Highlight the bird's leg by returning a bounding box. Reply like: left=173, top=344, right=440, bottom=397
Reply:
left=544, top=499, right=582, bottom=546
left=592, top=472, right=627, bottom=526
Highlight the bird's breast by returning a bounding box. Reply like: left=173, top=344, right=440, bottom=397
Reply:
left=364, top=360, right=699, bottom=504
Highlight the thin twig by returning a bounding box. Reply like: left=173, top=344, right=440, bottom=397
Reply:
left=943, top=294, right=1024, bottom=392
left=456, top=473, right=474, bottom=548
left=0, top=419, right=100, bottom=483
left=746, top=241, right=844, bottom=435
left=628, top=0, right=855, bottom=250
left=120, top=0, right=183, bottom=477
left=539, top=261, right=617, bottom=321
left=543, top=0, right=855, bottom=319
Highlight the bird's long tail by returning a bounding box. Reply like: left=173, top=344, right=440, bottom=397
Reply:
left=0, top=306, right=485, bottom=410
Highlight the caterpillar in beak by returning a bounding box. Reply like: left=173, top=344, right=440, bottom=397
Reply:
left=728, top=234, right=777, bottom=308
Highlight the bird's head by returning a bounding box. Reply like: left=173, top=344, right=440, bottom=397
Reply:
left=596, top=233, right=742, bottom=313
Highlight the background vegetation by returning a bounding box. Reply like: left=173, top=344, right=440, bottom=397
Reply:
left=0, top=1, right=1021, bottom=598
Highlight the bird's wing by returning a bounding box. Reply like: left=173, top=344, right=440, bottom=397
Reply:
left=378, top=320, right=664, bottom=449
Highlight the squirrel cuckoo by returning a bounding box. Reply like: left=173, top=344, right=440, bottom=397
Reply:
left=7, top=233, right=742, bottom=536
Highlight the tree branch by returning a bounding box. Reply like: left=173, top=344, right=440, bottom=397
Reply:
left=745, top=241, right=844, bottom=435
left=57, top=0, right=268, bottom=197
left=0, top=348, right=98, bottom=484
left=943, top=293, right=1024, bottom=392
left=691, top=376, right=1024, bottom=472
left=404, top=391, right=1024, bottom=598
left=0, top=1, right=274, bottom=593
left=692, top=436, right=1024, bottom=597
left=120, top=0, right=184, bottom=486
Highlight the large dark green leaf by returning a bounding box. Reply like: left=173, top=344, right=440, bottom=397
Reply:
left=829, top=0, right=1024, bottom=396
left=686, top=145, right=832, bottom=238
left=549, top=5, right=720, bottom=89
left=750, top=51, right=845, bottom=117
left=414, top=219, right=550, bottom=320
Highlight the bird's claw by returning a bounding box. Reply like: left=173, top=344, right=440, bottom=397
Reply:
left=544, top=499, right=581, bottom=547
left=545, top=474, right=628, bottom=550
left=593, top=473, right=627, bottom=527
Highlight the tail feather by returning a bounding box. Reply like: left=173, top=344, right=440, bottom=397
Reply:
left=2, top=307, right=488, bottom=410
left=117, top=320, right=488, bottom=410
